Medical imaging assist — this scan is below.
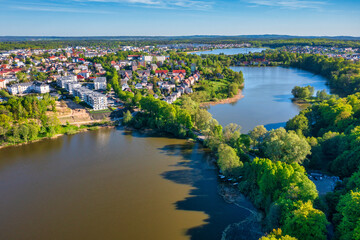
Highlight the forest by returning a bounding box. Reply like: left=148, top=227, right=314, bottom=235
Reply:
left=1, top=37, right=360, bottom=50
left=0, top=91, right=98, bottom=147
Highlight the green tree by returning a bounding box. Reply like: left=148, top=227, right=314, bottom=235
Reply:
left=336, top=191, right=360, bottom=240
left=249, top=125, right=267, bottom=146
left=16, top=71, right=28, bottom=82
left=133, top=93, right=142, bottom=107
left=260, top=128, right=311, bottom=164
left=123, top=110, right=133, bottom=125
left=228, top=83, right=239, bottom=97
left=286, top=114, right=309, bottom=136
left=73, top=96, right=81, bottom=104
left=260, top=229, right=298, bottom=240
left=217, top=143, right=243, bottom=176
left=291, top=86, right=314, bottom=99
left=283, top=201, right=328, bottom=240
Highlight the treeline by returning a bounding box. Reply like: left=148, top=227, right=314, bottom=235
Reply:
left=285, top=92, right=360, bottom=239
left=126, top=95, right=193, bottom=137
left=291, top=54, right=360, bottom=95
left=122, top=94, right=328, bottom=240
left=1, top=38, right=359, bottom=50
left=251, top=38, right=360, bottom=48
left=0, top=93, right=90, bottom=147
left=204, top=119, right=328, bottom=240
left=0, top=93, right=60, bottom=145
left=231, top=51, right=360, bottom=95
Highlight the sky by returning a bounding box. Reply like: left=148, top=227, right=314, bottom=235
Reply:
left=1, top=0, right=360, bottom=36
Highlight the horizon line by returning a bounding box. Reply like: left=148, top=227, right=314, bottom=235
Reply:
left=1, top=34, right=360, bottom=38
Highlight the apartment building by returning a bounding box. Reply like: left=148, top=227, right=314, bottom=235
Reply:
left=94, top=77, right=107, bottom=90
left=7, top=81, right=50, bottom=95
left=73, top=87, right=108, bottom=110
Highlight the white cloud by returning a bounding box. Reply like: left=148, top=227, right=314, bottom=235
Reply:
left=12, top=6, right=114, bottom=14
left=246, top=0, right=326, bottom=9
left=73, top=0, right=214, bottom=10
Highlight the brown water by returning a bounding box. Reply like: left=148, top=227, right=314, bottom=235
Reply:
left=0, top=128, right=256, bottom=240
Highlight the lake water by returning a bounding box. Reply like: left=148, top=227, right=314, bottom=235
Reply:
left=0, top=65, right=331, bottom=240
left=0, top=129, right=256, bottom=240
left=207, top=66, right=330, bottom=132
left=192, top=48, right=267, bottom=55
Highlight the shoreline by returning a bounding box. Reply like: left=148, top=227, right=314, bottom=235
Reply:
left=200, top=89, right=244, bottom=107
left=0, top=122, right=114, bottom=150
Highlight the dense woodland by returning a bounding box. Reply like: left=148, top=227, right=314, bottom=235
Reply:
left=0, top=91, right=96, bottom=147
left=0, top=91, right=59, bottom=145
left=1, top=38, right=360, bottom=50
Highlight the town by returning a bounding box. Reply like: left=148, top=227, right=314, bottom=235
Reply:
left=0, top=46, right=202, bottom=110
left=1, top=43, right=359, bottom=112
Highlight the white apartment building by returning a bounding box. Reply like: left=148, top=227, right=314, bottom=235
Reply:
left=7, top=81, right=50, bottom=95
left=73, top=87, right=108, bottom=110
left=94, top=77, right=107, bottom=90
left=57, top=75, right=77, bottom=88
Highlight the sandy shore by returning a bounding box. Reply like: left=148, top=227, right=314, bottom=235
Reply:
left=200, top=89, right=244, bottom=107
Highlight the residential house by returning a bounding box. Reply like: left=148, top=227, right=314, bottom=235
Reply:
left=135, top=83, right=143, bottom=89
left=122, top=83, right=129, bottom=91
left=0, top=79, right=6, bottom=89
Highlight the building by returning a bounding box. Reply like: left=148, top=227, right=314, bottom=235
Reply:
left=73, top=87, right=92, bottom=101
left=87, top=92, right=108, bottom=110
left=67, top=82, right=81, bottom=94
left=0, top=79, right=6, bottom=89
left=73, top=87, right=108, bottom=110
left=57, top=75, right=77, bottom=88
left=7, top=81, right=49, bottom=95
left=78, top=70, right=90, bottom=79
left=94, top=77, right=107, bottom=90
left=33, top=81, right=50, bottom=94
left=141, top=55, right=166, bottom=64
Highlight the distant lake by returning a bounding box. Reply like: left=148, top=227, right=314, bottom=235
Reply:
left=192, top=48, right=267, bottom=55
left=207, top=66, right=331, bottom=133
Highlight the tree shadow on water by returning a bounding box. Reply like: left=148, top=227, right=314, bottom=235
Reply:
left=273, top=94, right=292, bottom=103
left=159, top=142, right=258, bottom=240
left=264, top=122, right=287, bottom=131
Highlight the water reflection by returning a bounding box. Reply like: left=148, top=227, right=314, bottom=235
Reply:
left=0, top=136, right=64, bottom=171
left=0, top=128, right=259, bottom=240
left=208, top=67, right=331, bottom=132
left=158, top=142, right=259, bottom=240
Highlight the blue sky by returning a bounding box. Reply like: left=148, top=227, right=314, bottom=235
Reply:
left=1, top=0, right=359, bottom=36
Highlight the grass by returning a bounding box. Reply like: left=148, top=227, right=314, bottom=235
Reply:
left=89, top=108, right=112, bottom=114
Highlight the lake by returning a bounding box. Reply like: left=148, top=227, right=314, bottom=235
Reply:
left=0, top=129, right=257, bottom=240
left=192, top=48, right=267, bottom=55
left=0, top=66, right=330, bottom=240
left=207, top=66, right=330, bottom=132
